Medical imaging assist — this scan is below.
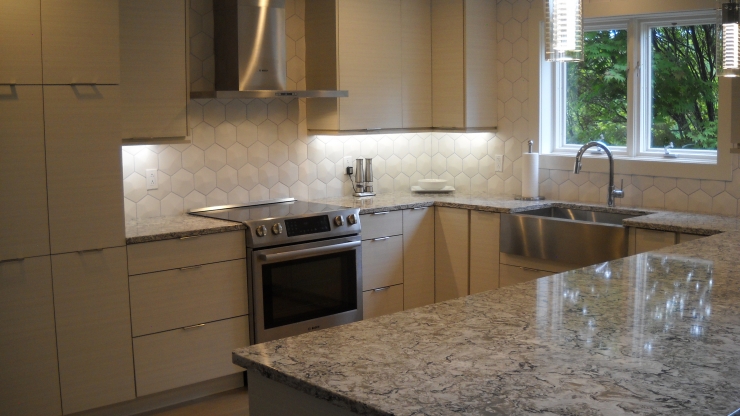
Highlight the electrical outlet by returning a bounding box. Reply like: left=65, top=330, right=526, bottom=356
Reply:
left=343, top=156, right=353, bottom=170
left=495, top=155, right=504, bottom=172
left=146, top=169, right=158, bottom=190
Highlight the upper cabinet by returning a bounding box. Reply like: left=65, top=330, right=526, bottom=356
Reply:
left=41, top=0, right=120, bottom=85
left=432, top=0, right=497, bottom=129
left=0, top=1, right=42, bottom=84
left=119, top=0, right=188, bottom=141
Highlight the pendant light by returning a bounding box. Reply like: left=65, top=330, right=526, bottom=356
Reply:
left=719, top=0, right=740, bottom=77
left=545, top=0, right=584, bottom=62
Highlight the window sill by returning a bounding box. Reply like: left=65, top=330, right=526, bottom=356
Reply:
left=539, top=153, right=732, bottom=181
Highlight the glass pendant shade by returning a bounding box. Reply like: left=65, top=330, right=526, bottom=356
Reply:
left=545, top=0, right=583, bottom=62
left=719, top=0, right=740, bottom=77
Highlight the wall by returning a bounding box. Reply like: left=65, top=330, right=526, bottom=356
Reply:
left=121, top=0, right=740, bottom=220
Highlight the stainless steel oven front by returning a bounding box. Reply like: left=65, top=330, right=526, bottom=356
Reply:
left=249, top=235, right=363, bottom=343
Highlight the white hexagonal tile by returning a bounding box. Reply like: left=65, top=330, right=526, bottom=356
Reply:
left=194, top=167, right=217, bottom=195
left=147, top=171, right=172, bottom=200
left=182, top=146, right=205, bottom=173
left=289, top=140, right=308, bottom=165
left=124, top=173, right=147, bottom=203
left=267, top=100, right=288, bottom=124
left=307, top=140, right=325, bottom=163
left=479, top=156, right=495, bottom=179
left=308, top=180, right=326, bottom=199
left=136, top=195, right=161, bottom=219
left=160, top=193, right=184, bottom=216
left=401, top=155, right=417, bottom=177
left=184, top=190, right=206, bottom=211
left=446, top=155, right=463, bottom=177
left=259, top=162, right=279, bottom=188
left=504, top=138, right=522, bottom=161
left=122, top=151, right=135, bottom=179
left=631, top=176, right=653, bottom=191
left=664, top=188, right=688, bottom=212
left=250, top=184, right=269, bottom=201
left=642, top=186, right=665, bottom=209
left=225, top=143, right=248, bottom=170
left=385, top=155, right=402, bottom=178
left=171, top=170, right=195, bottom=197
left=215, top=122, right=237, bottom=149
left=216, top=166, right=238, bottom=192
left=287, top=56, right=305, bottom=82
left=134, top=148, right=158, bottom=177
left=204, top=145, right=227, bottom=171
left=290, top=182, right=308, bottom=200
left=417, top=154, right=431, bottom=175
left=713, top=192, right=737, bottom=216
left=238, top=164, right=259, bottom=190
left=325, top=140, right=343, bottom=163
left=286, top=15, right=304, bottom=41
left=299, top=160, right=317, bottom=184
left=677, top=178, right=701, bottom=195
left=701, top=180, right=725, bottom=197
left=431, top=154, right=446, bottom=176
left=408, top=135, right=425, bottom=158
left=188, top=101, right=204, bottom=126
left=504, top=59, right=522, bottom=82
left=268, top=142, right=289, bottom=166
left=236, top=120, right=258, bottom=148
left=688, top=190, right=712, bottom=213
left=204, top=100, right=225, bottom=127
left=454, top=136, right=471, bottom=158
left=438, top=136, right=454, bottom=158
left=317, top=159, right=335, bottom=184
left=454, top=173, right=471, bottom=192
left=392, top=137, right=408, bottom=158
left=158, top=147, right=182, bottom=176
left=190, top=33, right=212, bottom=60
left=269, top=183, right=289, bottom=199
left=248, top=142, right=269, bottom=168
left=278, top=120, right=298, bottom=144
left=376, top=137, right=393, bottom=160
left=192, top=123, right=215, bottom=150
left=361, top=139, right=378, bottom=159
left=579, top=181, right=600, bottom=203
left=207, top=188, right=228, bottom=206
left=279, top=161, right=299, bottom=186
left=247, top=100, right=268, bottom=125
left=505, top=99, right=522, bottom=121
left=225, top=186, right=249, bottom=204
left=225, top=100, right=247, bottom=125
left=124, top=198, right=137, bottom=221
left=257, top=120, right=278, bottom=146
left=372, top=157, right=386, bottom=178
left=325, top=178, right=342, bottom=197
left=462, top=155, right=479, bottom=178
left=559, top=180, right=578, bottom=201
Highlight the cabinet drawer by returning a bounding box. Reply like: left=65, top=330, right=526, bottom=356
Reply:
left=363, top=284, right=403, bottom=319
left=360, top=210, right=403, bottom=240
left=129, top=259, right=249, bottom=337
left=133, top=315, right=249, bottom=397
left=499, top=264, right=551, bottom=288
left=127, top=231, right=246, bottom=275
left=362, top=235, right=404, bottom=291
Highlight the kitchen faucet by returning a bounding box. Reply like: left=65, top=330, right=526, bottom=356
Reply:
left=573, top=141, right=624, bottom=207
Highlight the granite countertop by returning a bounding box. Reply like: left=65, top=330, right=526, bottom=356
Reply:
left=233, top=232, right=740, bottom=415
left=124, top=191, right=739, bottom=243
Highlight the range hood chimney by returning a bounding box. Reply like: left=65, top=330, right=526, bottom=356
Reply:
left=191, top=0, right=347, bottom=99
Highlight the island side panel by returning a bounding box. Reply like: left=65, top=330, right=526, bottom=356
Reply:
left=248, top=370, right=356, bottom=416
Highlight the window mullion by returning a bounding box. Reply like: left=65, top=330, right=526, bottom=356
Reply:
left=626, top=18, right=640, bottom=158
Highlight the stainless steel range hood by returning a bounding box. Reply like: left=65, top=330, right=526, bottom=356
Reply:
left=190, top=0, right=347, bottom=100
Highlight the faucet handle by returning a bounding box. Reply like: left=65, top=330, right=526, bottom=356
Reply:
left=613, top=179, right=625, bottom=199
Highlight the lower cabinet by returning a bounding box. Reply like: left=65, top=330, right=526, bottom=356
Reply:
left=363, top=284, right=404, bottom=319
left=434, top=207, right=469, bottom=302
left=52, top=247, right=136, bottom=415
left=630, top=227, right=706, bottom=255
left=402, top=207, right=435, bottom=309
left=361, top=235, right=404, bottom=291
left=469, top=210, right=500, bottom=294
left=499, top=264, right=551, bottom=288
left=133, top=316, right=250, bottom=396
left=0, top=256, right=62, bottom=416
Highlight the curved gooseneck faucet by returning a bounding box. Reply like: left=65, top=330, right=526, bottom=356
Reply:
left=573, top=141, right=624, bottom=207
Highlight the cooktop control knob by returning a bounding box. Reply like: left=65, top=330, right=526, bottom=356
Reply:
left=272, top=223, right=283, bottom=235
left=256, top=225, right=267, bottom=237
left=347, top=214, right=358, bottom=225
left=334, top=215, right=344, bottom=226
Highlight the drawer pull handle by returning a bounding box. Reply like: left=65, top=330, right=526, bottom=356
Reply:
left=180, top=265, right=202, bottom=271
left=180, top=235, right=200, bottom=240
left=373, top=237, right=390, bottom=241
left=373, top=211, right=390, bottom=215
left=77, top=248, right=104, bottom=254
left=373, top=287, right=390, bottom=292
left=413, top=207, right=427, bottom=210
left=521, top=267, right=541, bottom=272
left=0, top=257, right=24, bottom=264
left=183, top=324, right=205, bottom=330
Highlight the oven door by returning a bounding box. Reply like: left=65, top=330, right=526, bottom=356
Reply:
left=251, top=235, right=363, bottom=343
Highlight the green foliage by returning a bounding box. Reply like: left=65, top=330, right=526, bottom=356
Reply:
left=566, top=25, right=718, bottom=151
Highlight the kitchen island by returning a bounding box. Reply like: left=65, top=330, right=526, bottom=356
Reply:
left=233, top=228, right=740, bottom=415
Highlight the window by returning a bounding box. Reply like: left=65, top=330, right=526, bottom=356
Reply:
left=545, top=11, right=719, bottom=162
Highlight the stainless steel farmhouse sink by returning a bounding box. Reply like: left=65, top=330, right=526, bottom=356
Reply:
left=500, top=207, right=647, bottom=269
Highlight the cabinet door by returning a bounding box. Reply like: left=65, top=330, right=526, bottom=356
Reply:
left=0, top=0, right=42, bottom=84
left=41, top=0, right=120, bottom=84
left=431, top=0, right=464, bottom=128
left=464, top=0, right=497, bottom=128
left=0, top=86, right=50, bottom=261
left=434, top=207, right=469, bottom=302
left=337, top=0, right=403, bottom=130
left=499, top=264, right=551, bottom=288
left=52, top=247, right=135, bottom=414
left=678, top=233, right=705, bottom=244
left=363, top=284, right=404, bottom=319
left=44, top=85, right=125, bottom=254
left=634, top=228, right=676, bottom=254
left=403, top=207, right=434, bottom=309
left=120, top=0, right=187, bottom=140
left=0, top=256, right=62, bottom=416
left=401, top=0, right=432, bottom=128
left=470, top=211, right=500, bottom=294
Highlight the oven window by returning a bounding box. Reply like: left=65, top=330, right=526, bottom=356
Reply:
left=262, top=250, right=357, bottom=329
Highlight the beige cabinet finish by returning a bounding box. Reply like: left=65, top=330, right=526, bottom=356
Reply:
left=133, top=315, right=250, bottom=397
left=469, top=211, right=500, bottom=294
left=120, top=0, right=188, bottom=140
left=127, top=231, right=246, bottom=275
left=52, top=247, right=135, bottom=414
left=434, top=207, right=469, bottom=302
left=362, top=235, right=404, bottom=291
left=401, top=0, right=432, bottom=128
left=499, top=252, right=579, bottom=274
left=0, top=256, right=62, bottom=416
left=499, top=264, right=551, bottom=288
left=0, top=1, right=42, bottom=84
left=678, top=233, right=705, bottom=243
left=44, top=85, right=125, bottom=254
left=306, top=0, right=403, bottom=131
left=360, top=211, right=403, bottom=240
left=634, top=228, right=676, bottom=254
left=402, top=207, right=435, bottom=309
left=431, top=0, right=497, bottom=128
left=129, top=259, right=249, bottom=337
left=41, top=0, right=120, bottom=84
left=363, top=284, right=404, bottom=319
left=0, top=86, right=50, bottom=261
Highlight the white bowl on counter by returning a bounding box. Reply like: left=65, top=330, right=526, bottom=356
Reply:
left=417, top=179, right=448, bottom=191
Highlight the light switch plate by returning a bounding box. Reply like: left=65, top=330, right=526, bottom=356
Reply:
left=146, top=169, right=158, bottom=190
left=495, top=155, right=504, bottom=172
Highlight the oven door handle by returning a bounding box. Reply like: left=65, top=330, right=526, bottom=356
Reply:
left=258, top=241, right=361, bottom=263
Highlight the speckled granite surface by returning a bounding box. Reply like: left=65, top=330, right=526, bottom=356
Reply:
left=234, top=232, right=740, bottom=415
left=125, top=215, right=244, bottom=244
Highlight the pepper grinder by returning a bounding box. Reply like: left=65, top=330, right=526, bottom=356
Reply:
left=354, top=158, right=365, bottom=193
left=364, top=158, right=374, bottom=193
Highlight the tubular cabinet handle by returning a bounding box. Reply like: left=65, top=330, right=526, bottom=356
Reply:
left=373, top=287, right=390, bottom=292
left=77, top=248, right=104, bottom=254
left=413, top=207, right=427, bottom=210
left=0, top=258, right=24, bottom=264
left=179, top=265, right=202, bottom=271
left=180, top=236, right=200, bottom=240
left=373, top=237, right=390, bottom=241
left=520, top=267, right=541, bottom=272
left=183, top=323, right=206, bottom=330
left=373, top=211, right=390, bottom=215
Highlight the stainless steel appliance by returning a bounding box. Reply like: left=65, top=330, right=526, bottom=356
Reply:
left=190, top=198, right=362, bottom=343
